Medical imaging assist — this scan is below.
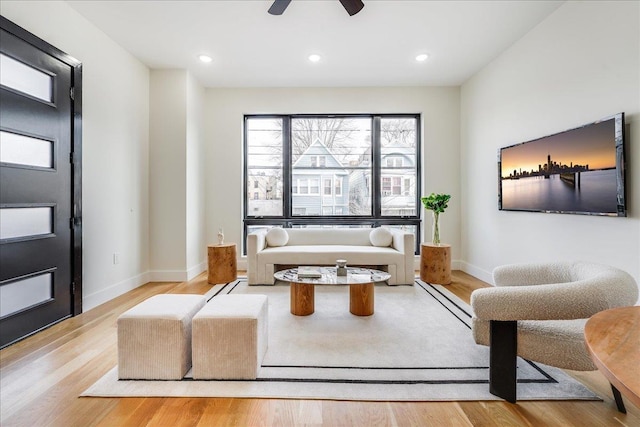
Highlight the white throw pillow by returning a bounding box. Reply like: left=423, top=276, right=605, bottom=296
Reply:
left=266, top=228, right=289, bottom=247
left=369, top=227, right=392, bottom=247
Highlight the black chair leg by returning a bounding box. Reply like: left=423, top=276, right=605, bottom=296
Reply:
left=489, top=320, right=518, bottom=403
left=611, top=383, right=626, bottom=413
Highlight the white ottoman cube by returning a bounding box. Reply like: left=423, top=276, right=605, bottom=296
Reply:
left=192, top=294, right=268, bottom=380
left=117, top=294, right=206, bottom=380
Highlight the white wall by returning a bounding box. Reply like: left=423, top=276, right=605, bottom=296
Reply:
left=149, top=70, right=207, bottom=280
left=149, top=70, right=187, bottom=277
left=204, top=87, right=461, bottom=268
left=186, top=73, right=206, bottom=278
left=460, top=1, right=640, bottom=288
left=1, top=1, right=151, bottom=310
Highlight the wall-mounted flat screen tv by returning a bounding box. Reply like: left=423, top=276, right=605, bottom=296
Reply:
left=498, top=113, right=626, bottom=216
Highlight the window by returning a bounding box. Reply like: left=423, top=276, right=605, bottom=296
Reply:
left=244, top=115, right=421, bottom=253
left=382, top=177, right=391, bottom=195
left=392, top=177, right=402, bottom=195
left=299, top=178, right=308, bottom=194
left=310, top=179, right=319, bottom=195
left=334, top=177, right=342, bottom=196
left=381, top=175, right=404, bottom=196
left=323, top=178, right=332, bottom=195
left=386, top=157, right=404, bottom=167
left=404, top=178, right=411, bottom=195
left=311, top=156, right=326, bottom=167
left=245, top=117, right=283, bottom=216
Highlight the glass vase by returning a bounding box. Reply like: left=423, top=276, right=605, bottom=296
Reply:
left=431, top=211, right=440, bottom=245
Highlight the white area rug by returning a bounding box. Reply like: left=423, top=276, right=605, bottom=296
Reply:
left=82, top=279, right=598, bottom=401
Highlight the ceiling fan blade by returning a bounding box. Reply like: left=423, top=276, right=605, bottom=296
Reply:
left=268, top=0, right=292, bottom=15
left=339, top=0, right=364, bottom=16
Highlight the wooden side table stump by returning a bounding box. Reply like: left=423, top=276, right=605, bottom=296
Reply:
left=420, top=243, right=452, bottom=285
left=207, top=243, right=237, bottom=284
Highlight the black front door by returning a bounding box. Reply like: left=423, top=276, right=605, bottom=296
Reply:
left=0, top=17, right=82, bottom=348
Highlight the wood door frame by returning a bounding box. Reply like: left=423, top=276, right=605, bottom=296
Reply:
left=1, top=16, right=83, bottom=315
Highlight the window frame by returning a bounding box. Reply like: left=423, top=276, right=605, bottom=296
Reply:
left=243, top=114, right=422, bottom=254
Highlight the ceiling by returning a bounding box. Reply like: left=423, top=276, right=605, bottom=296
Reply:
left=66, top=0, right=564, bottom=88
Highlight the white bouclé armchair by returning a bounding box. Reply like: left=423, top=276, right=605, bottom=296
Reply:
left=471, top=261, right=638, bottom=410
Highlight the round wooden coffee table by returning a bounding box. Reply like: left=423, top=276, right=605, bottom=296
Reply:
left=274, top=267, right=391, bottom=317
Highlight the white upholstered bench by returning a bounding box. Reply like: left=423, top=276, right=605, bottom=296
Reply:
left=117, top=294, right=206, bottom=380
left=192, top=294, right=268, bottom=380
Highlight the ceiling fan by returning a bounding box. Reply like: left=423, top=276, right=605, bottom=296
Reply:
left=268, top=0, right=365, bottom=16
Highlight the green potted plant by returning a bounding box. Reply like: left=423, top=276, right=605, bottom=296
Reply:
left=421, top=193, right=451, bottom=245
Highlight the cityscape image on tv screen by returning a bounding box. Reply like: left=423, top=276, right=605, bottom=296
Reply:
left=499, top=114, right=625, bottom=216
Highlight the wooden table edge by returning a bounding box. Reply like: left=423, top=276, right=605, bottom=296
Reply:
left=584, top=306, right=640, bottom=408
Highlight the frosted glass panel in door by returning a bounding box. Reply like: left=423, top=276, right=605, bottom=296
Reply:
left=0, top=131, right=53, bottom=168
left=0, top=207, right=53, bottom=240
left=0, top=273, right=53, bottom=318
left=0, top=53, right=53, bottom=102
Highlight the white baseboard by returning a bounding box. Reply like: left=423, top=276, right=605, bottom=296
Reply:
left=83, top=272, right=150, bottom=312
left=83, top=264, right=207, bottom=313
left=143, top=262, right=208, bottom=283
left=187, top=261, right=207, bottom=281
left=148, top=270, right=189, bottom=282
left=458, top=261, right=493, bottom=285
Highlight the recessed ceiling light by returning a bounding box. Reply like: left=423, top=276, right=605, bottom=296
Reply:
left=198, top=54, right=213, bottom=63
left=415, top=54, right=429, bottom=62
left=308, top=54, right=321, bottom=63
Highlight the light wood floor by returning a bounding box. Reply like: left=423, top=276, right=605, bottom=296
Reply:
left=1, top=271, right=638, bottom=427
